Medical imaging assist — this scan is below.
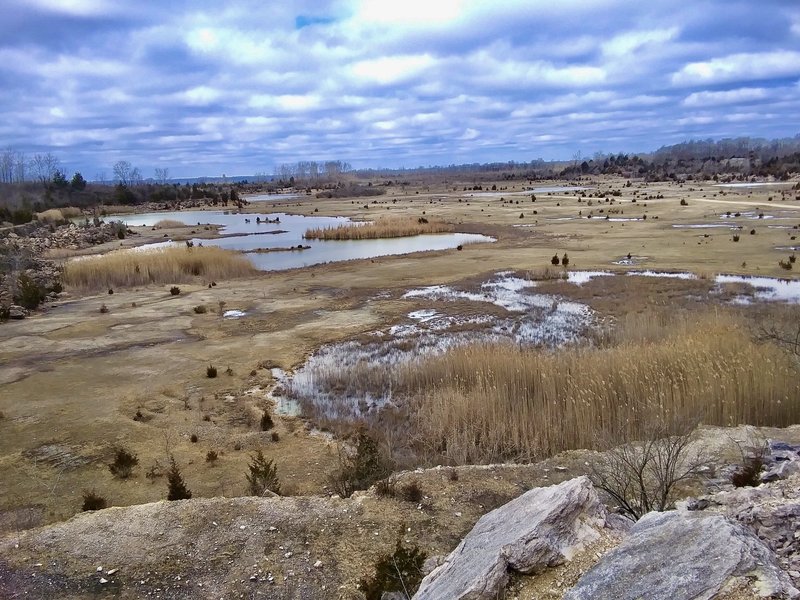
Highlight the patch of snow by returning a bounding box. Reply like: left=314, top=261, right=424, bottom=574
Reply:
left=627, top=271, right=698, bottom=280
left=567, top=271, right=614, bottom=285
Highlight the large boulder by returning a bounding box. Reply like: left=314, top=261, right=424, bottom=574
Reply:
left=413, top=476, right=609, bottom=600
left=564, top=511, right=799, bottom=600
left=685, top=472, right=800, bottom=586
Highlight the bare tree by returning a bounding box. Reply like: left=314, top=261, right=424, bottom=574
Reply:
left=13, top=151, right=27, bottom=182
left=154, top=167, right=170, bottom=185
left=589, top=420, right=706, bottom=520
left=113, top=160, right=142, bottom=186
left=30, top=152, right=61, bottom=184
left=0, top=148, right=15, bottom=183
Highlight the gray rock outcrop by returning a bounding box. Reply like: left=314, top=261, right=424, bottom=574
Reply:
left=564, top=510, right=799, bottom=600
left=413, top=476, right=609, bottom=600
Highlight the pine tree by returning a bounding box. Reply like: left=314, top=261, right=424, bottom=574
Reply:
left=246, top=450, right=281, bottom=496
left=166, top=456, right=192, bottom=500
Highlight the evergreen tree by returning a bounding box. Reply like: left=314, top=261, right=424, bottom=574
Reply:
left=166, top=456, right=192, bottom=500
left=246, top=450, right=281, bottom=496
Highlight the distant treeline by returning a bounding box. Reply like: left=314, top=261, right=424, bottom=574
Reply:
left=0, top=181, right=244, bottom=225
left=352, top=135, right=800, bottom=182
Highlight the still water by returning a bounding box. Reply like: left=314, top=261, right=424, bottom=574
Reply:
left=115, top=210, right=494, bottom=271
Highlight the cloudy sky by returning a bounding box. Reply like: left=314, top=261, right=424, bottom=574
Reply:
left=2, top=0, right=800, bottom=178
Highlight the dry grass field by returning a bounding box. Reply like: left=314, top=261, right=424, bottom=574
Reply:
left=1, top=176, right=799, bottom=529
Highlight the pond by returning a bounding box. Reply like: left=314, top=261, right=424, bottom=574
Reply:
left=113, top=210, right=494, bottom=271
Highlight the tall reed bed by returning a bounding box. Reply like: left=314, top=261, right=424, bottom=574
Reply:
left=403, top=313, right=799, bottom=463
left=153, top=219, right=188, bottom=229
left=62, top=246, right=256, bottom=291
left=304, top=216, right=452, bottom=241
left=35, top=207, right=83, bottom=222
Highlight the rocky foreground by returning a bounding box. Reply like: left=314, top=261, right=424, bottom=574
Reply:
left=1, top=430, right=798, bottom=600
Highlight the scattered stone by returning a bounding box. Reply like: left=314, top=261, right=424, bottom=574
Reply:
left=414, top=477, right=609, bottom=600
left=313, top=560, right=323, bottom=569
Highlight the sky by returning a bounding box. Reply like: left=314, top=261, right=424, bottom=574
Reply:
left=1, top=0, right=800, bottom=178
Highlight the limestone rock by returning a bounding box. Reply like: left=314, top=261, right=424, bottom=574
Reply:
left=564, top=511, right=799, bottom=600
left=8, top=305, right=28, bottom=319
left=413, top=476, right=608, bottom=600
left=762, top=440, right=800, bottom=483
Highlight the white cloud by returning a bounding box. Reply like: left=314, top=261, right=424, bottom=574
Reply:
left=354, top=0, right=463, bottom=26
left=350, top=54, right=435, bottom=84
left=602, top=28, right=679, bottom=57
left=682, top=87, right=768, bottom=107
left=672, top=51, right=800, bottom=86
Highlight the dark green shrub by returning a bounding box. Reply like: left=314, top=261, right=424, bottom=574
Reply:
left=271, top=431, right=280, bottom=442
left=399, top=481, right=424, bottom=503
left=260, top=410, right=274, bottom=431
left=562, top=253, right=570, bottom=267
left=374, top=477, right=397, bottom=498
left=329, top=426, right=392, bottom=498
left=551, top=254, right=560, bottom=266
left=680, top=199, right=688, bottom=206
left=14, top=274, right=46, bottom=310
left=81, top=490, right=108, bottom=511
left=206, top=365, right=217, bottom=378
left=166, top=457, right=192, bottom=500
left=246, top=449, right=281, bottom=496
left=359, top=536, right=427, bottom=600
left=190, top=434, right=198, bottom=443
left=99, top=303, right=109, bottom=313
left=206, top=450, right=218, bottom=463
left=732, top=457, right=763, bottom=487
left=109, top=447, right=139, bottom=479
left=170, top=286, right=180, bottom=296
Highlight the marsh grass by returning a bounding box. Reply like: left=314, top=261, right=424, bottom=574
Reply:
left=304, top=216, right=452, bottom=241
left=405, top=313, right=799, bottom=463
left=99, top=205, right=137, bottom=215
left=154, top=219, right=188, bottom=229
left=525, top=266, right=568, bottom=281
left=36, top=207, right=83, bottom=222
left=62, top=246, right=256, bottom=291
left=298, top=310, right=800, bottom=465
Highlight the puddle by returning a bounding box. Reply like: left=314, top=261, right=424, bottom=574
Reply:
left=672, top=224, right=738, bottom=229
left=222, top=310, right=247, bottom=319
left=532, top=186, right=592, bottom=193
left=586, top=216, right=642, bottom=222
left=715, top=275, right=800, bottom=303
left=714, top=182, right=794, bottom=189
left=612, top=256, right=649, bottom=266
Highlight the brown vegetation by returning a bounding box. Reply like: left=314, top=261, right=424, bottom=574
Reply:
left=403, top=311, right=799, bottom=463
left=153, top=219, right=188, bottom=229
left=61, top=246, right=256, bottom=291
left=304, top=216, right=453, bottom=240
